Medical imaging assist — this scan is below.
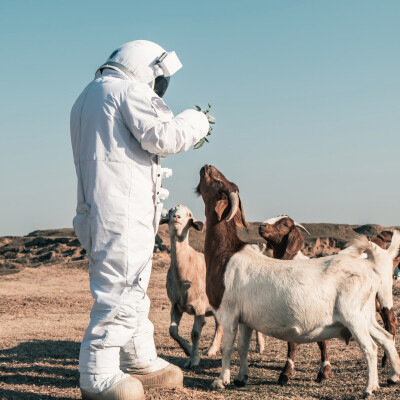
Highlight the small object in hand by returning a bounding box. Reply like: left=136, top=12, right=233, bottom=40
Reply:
left=194, top=104, right=215, bottom=149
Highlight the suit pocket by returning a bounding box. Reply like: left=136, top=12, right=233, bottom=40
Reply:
left=73, top=202, right=91, bottom=254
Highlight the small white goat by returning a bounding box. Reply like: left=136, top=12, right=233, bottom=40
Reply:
left=160, top=205, right=222, bottom=368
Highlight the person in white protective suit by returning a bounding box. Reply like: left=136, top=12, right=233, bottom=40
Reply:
left=70, top=40, right=210, bottom=400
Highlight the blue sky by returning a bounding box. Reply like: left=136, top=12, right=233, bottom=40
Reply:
left=0, top=0, right=399, bottom=236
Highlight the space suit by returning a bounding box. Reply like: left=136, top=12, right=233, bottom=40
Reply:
left=70, top=40, right=209, bottom=399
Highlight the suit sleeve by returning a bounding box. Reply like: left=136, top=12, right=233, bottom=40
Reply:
left=120, top=84, right=209, bottom=156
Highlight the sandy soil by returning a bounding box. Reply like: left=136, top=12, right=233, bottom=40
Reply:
left=1, top=254, right=399, bottom=400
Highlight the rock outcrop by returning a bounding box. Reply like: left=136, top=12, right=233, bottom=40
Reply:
left=1, top=223, right=398, bottom=275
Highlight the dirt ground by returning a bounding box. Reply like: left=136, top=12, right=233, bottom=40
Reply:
left=1, top=253, right=400, bottom=400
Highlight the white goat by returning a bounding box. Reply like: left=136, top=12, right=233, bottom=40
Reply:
left=216, top=236, right=400, bottom=396
left=160, top=205, right=222, bottom=368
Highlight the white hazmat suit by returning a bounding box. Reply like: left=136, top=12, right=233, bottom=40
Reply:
left=70, top=40, right=209, bottom=391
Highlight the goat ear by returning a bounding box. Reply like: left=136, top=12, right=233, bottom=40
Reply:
left=190, top=219, right=204, bottom=231
left=215, top=198, right=229, bottom=221
left=233, top=210, right=246, bottom=229
left=285, top=229, right=305, bottom=257
left=232, top=197, right=248, bottom=229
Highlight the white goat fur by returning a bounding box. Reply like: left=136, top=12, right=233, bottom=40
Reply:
left=340, top=241, right=395, bottom=310
left=212, top=231, right=400, bottom=397
left=293, top=250, right=310, bottom=260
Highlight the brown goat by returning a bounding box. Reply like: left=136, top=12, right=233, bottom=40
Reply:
left=258, top=216, right=331, bottom=384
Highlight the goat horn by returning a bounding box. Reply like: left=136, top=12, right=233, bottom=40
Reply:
left=294, top=222, right=311, bottom=235
left=226, top=192, right=239, bottom=222
left=239, top=198, right=249, bottom=228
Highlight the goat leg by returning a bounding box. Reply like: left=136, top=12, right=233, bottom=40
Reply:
left=211, top=317, right=238, bottom=390
left=255, top=331, right=265, bottom=354
left=278, top=342, right=298, bottom=385
left=169, top=303, right=192, bottom=356
left=234, top=323, right=252, bottom=387
left=204, top=315, right=223, bottom=356
left=369, top=319, right=400, bottom=386
left=346, top=321, right=379, bottom=398
left=379, top=306, right=398, bottom=367
left=316, top=340, right=331, bottom=382
left=184, top=314, right=206, bottom=368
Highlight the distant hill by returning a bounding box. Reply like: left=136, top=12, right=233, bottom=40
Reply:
left=157, top=222, right=397, bottom=258
left=1, top=223, right=398, bottom=276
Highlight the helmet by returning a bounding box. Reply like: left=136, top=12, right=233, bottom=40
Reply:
left=96, top=40, right=182, bottom=98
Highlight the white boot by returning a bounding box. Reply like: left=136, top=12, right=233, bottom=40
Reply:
left=80, top=371, right=144, bottom=400
left=122, top=357, right=169, bottom=374
left=123, top=358, right=183, bottom=389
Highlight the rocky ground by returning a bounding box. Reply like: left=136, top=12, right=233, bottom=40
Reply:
left=1, top=223, right=399, bottom=399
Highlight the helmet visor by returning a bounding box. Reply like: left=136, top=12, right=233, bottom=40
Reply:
left=154, top=75, right=170, bottom=98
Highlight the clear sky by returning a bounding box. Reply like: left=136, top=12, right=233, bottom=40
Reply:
left=0, top=0, right=399, bottom=236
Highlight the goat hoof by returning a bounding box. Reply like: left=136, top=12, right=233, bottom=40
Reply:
left=234, top=378, right=247, bottom=387
left=278, top=373, right=289, bottom=386
left=234, top=375, right=248, bottom=387
left=184, top=358, right=200, bottom=369
left=316, top=372, right=325, bottom=383
left=387, top=378, right=400, bottom=386
left=204, top=348, right=217, bottom=356
left=363, top=386, right=379, bottom=398
left=316, top=370, right=331, bottom=383
left=363, top=391, right=378, bottom=398
left=211, top=379, right=225, bottom=390
left=256, top=347, right=264, bottom=354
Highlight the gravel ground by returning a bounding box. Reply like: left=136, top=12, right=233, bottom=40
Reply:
left=0, top=254, right=399, bottom=399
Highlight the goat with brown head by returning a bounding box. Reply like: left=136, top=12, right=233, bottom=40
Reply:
left=371, top=231, right=393, bottom=250
left=196, top=164, right=248, bottom=228
left=371, top=231, right=400, bottom=273
left=258, top=215, right=331, bottom=384
left=258, top=215, right=309, bottom=260
left=196, top=164, right=248, bottom=309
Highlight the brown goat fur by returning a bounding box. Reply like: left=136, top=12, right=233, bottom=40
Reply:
left=371, top=231, right=400, bottom=274
left=196, top=165, right=247, bottom=309
left=258, top=216, right=305, bottom=260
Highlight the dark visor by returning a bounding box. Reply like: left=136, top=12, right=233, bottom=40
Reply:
left=154, top=75, right=170, bottom=98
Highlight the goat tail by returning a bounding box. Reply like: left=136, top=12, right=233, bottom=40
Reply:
left=341, top=236, right=376, bottom=261
left=387, top=230, right=400, bottom=260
